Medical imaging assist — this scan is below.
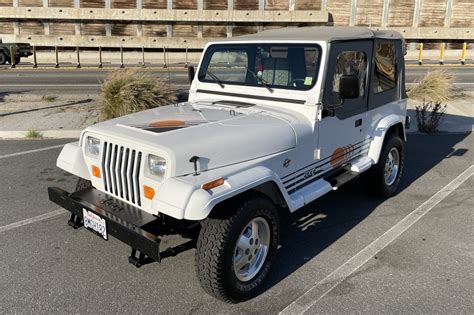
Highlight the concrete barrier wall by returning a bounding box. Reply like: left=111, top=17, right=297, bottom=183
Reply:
left=0, top=0, right=472, bottom=50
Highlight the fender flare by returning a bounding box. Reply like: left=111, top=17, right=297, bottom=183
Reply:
left=368, top=114, right=405, bottom=164
left=56, top=142, right=91, bottom=180
left=182, top=166, right=289, bottom=221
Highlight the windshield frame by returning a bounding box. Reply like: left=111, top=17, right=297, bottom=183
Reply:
left=197, top=42, right=323, bottom=92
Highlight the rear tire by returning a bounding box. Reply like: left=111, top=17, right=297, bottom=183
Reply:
left=195, top=193, right=280, bottom=303
left=367, top=133, right=404, bottom=198
left=0, top=52, right=6, bottom=65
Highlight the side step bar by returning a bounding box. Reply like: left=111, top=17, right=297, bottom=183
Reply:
left=325, top=166, right=360, bottom=190
left=287, top=157, right=373, bottom=209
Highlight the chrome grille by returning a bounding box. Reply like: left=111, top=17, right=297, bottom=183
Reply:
left=102, top=142, right=142, bottom=207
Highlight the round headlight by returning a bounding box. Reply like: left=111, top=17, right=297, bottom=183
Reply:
left=148, top=154, right=166, bottom=181
left=86, top=136, right=101, bottom=157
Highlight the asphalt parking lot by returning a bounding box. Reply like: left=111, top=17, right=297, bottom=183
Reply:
left=0, top=133, right=473, bottom=313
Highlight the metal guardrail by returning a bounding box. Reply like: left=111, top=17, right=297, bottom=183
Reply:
left=10, top=46, right=15, bottom=69
left=461, top=42, right=468, bottom=65
left=5, top=46, right=194, bottom=69
left=416, top=42, right=469, bottom=66
left=3, top=43, right=472, bottom=69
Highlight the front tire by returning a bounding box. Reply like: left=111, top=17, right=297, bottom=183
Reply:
left=368, top=133, right=405, bottom=197
left=195, top=193, right=280, bottom=303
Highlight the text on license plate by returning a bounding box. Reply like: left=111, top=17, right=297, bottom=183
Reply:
left=83, top=208, right=108, bottom=240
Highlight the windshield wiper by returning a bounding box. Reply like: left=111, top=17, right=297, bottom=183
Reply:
left=245, top=67, right=274, bottom=93
left=205, top=70, right=225, bottom=88
left=212, top=100, right=255, bottom=108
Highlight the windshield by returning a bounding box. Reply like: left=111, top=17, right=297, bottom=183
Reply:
left=198, top=43, right=321, bottom=91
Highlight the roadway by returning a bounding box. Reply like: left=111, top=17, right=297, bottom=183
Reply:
left=0, top=68, right=190, bottom=95
left=0, top=66, right=473, bottom=95
left=0, top=134, right=473, bottom=313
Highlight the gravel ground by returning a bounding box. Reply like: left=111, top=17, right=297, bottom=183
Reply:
left=406, top=91, right=473, bottom=133
left=0, top=94, right=100, bottom=132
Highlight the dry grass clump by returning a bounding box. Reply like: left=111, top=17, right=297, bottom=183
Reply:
left=99, top=69, right=177, bottom=120
left=42, top=95, right=57, bottom=102
left=408, top=70, right=454, bottom=103
left=25, top=129, right=42, bottom=139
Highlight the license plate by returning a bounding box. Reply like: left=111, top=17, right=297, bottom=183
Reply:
left=83, top=208, right=108, bottom=240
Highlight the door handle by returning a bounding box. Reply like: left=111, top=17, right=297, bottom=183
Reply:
left=355, top=119, right=362, bottom=127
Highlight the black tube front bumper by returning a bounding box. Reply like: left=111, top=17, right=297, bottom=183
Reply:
left=48, top=187, right=162, bottom=262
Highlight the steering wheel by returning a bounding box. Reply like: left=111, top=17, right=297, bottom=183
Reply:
left=290, top=78, right=306, bottom=88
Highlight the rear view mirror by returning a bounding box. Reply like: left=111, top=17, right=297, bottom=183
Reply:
left=339, top=75, right=359, bottom=99
left=270, top=47, right=288, bottom=59
left=187, top=65, right=195, bottom=84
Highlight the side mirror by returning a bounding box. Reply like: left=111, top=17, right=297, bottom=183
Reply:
left=339, top=74, right=359, bottom=99
left=187, top=65, right=195, bottom=84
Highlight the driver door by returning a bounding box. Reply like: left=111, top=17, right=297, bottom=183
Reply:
left=317, top=40, right=373, bottom=173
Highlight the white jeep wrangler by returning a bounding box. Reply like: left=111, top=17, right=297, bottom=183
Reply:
left=49, top=26, right=408, bottom=303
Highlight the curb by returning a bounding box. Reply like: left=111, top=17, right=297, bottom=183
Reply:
left=0, top=130, right=82, bottom=139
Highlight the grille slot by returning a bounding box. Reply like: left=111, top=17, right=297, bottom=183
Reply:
left=102, top=142, right=142, bottom=207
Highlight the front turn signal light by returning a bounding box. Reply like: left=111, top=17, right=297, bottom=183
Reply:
left=91, top=165, right=101, bottom=178
left=144, top=185, right=155, bottom=200
left=201, top=178, right=225, bottom=191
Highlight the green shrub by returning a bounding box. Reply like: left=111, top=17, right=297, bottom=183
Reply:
left=408, top=70, right=454, bottom=103
left=99, top=69, right=178, bottom=120
left=415, top=101, right=447, bottom=133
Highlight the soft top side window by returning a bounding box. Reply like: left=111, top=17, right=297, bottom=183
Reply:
left=373, top=43, right=397, bottom=93
left=332, top=51, right=367, bottom=98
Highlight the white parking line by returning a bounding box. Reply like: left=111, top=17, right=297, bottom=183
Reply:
left=0, top=209, right=66, bottom=233
left=0, top=144, right=64, bottom=160
left=280, top=165, right=474, bottom=315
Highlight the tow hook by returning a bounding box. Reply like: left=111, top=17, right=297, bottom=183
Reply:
left=67, top=213, right=83, bottom=229
left=128, top=248, right=147, bottom=268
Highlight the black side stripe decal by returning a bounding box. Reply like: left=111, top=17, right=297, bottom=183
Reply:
left=285, top=145, right=370, bottom=191
left=282, top=138, right=372, bottom=180
left=285, top=169, right=325, bottom=190
left=196, top=89, right=306, bottom=105
left=282, top=138, right=372, bottom=184
left=287, top=152, right=367, bottom=194
left=283, top=142, right=369, bottom=186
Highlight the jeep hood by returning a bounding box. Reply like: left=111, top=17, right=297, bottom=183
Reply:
left=85, top=102, right=297, bottom=176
